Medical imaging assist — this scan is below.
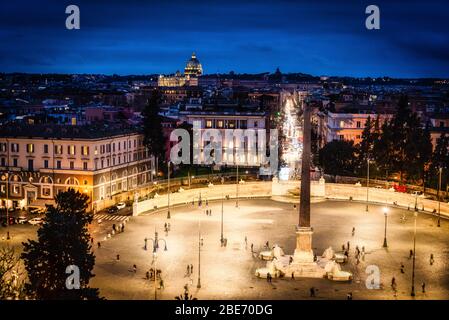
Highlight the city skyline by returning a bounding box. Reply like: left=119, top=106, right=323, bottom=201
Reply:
left=1, top=0, right=448, bottom=77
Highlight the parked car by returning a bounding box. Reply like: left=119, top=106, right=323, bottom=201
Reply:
left=107, top=206, right=118, bottom=214
left=28, top=217, right=44, bottom=225
left=18, top=216, right=28, bottom=224
left=116, top=202, right=126, bottom=210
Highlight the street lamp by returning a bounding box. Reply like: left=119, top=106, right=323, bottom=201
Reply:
left=366, top=158, right=370, bottom=212
left=411, top=211, right=418, bottom=297
left=382, top=207, right=388, bottom=248
left=197, top=219, right=204, bottom=289
left=167, top=161, right=171, bottom=219
left=437, top=167, right=442, bottom=227
left=144, top=229, right=168, bottom=300
left=236, top=160, right=239, bottom=208
left=220, top=176, right=224, bottom=246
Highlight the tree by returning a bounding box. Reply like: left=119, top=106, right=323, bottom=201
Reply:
left=428, top=133, right=449, bottom=190
left=0, top=247, right=25, bottom=300
left=356, top=115, right=375, bottom=175
left=318, top=140, right=357, bottom=176
left=143, top=89, right=165, bottom=166
left=21, top=188, right=100, bottom=300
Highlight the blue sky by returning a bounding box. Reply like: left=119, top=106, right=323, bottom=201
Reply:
left=0, top=0, right=448, bottom=77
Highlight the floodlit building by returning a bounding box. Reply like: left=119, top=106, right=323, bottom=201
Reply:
left=0, top=124, right=155, bottom=212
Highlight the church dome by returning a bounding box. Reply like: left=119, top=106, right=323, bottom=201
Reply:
left=184, top=52, right=203, bottom=76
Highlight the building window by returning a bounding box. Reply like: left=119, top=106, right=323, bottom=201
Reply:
left=339, top=121, right=345, bottom=128
left=0, top=143, right=6, bottom=152
left=44, top=144, right=49, bottom=153
left=228, top=120, right=236, bottom=129
left=55, top=145, right=63, bottom=155
left=28, top=159, right=34, bottom=171
left=254, top=121, right=258, bottom=128
left=42, top=187, right=51, bottom=197
left=356, top=121, right=361, bottom=128
left=44, top=160, right=49, bottom=168
left=1, top=158, right=5, bottom=166
left=113, top=143, right=116, bottom=152
left=240, top=120, right=247, bottom=129
left=68, top=145, right=76, bottom=155
left=26, top=144, right=34, bottom=153
left=83, top=162, right=88, bottom=170
left=13, top=184, right=20, bottom=194
left=339, top=135, right=344, bottom=140
left=70, top=161, right=74, bottom=169
left=440, top=121, right=445, bottom=128
left=11, top=143, right=19, bottom=152
left=94, top=147, right=98, bottom=155
left=57, top=160, right=61, bottom=169
left=13, top=158, right=18, bottom=167
left=81, top=146, right=89, bottom=156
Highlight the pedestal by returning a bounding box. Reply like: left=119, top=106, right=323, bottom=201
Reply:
left=285, top=226, right=326, bottom=278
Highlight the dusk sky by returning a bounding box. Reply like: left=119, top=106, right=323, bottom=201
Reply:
left=1, top=0, right=448, bottom=77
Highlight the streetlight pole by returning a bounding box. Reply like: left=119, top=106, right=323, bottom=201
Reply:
left=220, top=176, right=224, bottom=246
left=167, top=161, right=171, bottom=219
left=366, top=158, right=370, bottom=212
left=197, top=219, right=203, bottom=289
left=236, top=161, right=239, bottom=208
left=411, top=211, right=417, bottom=297
left=144, top=229, right=167, bottom=300
left=382, top=207, right=388, bottom=248
left=437, top=167, right=442, bottom=227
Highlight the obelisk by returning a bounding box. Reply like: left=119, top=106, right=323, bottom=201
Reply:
left=293, top=100, right=316, bottom=265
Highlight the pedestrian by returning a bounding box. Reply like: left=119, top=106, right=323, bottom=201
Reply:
left=347, top=292, right=353, bottom=300
left=206, top=200, right=209, bottom=206
left=391, top=277, right=396, bottom=288
left=187, top=265, right=190, bottom=275
left=409, top=249, right=413, bottom=259
left=291, top=272, right=295, bottom=280
left=400, top=263, right=405, bottom=274
left=422, top=282, right=426, bottom=293
left=121, top=224, right=125, bottom=232
left=313, top=253, right=317, bottom=262
left=251, top=243, right=254, bottom=253
left=355, top=246, right=360, bottom=257
left=146, top=271, right=150, bottom=280
left=344, top=250, right=349, bottom=258
left=347, top=241, right=350, bottom=250
left=91, top=237, right=94, bottom=244
left=362, top=246, right=365, bottom=253
left=133, top=264, right=137, bottom=273
left=97, top=242, right=101, bottom=249
left=160, top=279, right=165, bottom=289
left=116, top=254, right=120, bottom=261
left=266, top=273, right=271, bottom=283
left=430, top=254, right=434, bottom=265
left=266, top=241, right=269, bottom=249
left=245, top=236, right=247, bottom=246
left=210, top=209, right=212, bottom=216
left=190, top=264, right=193, bottom=274
left=168, top=223, right=171, bottom=231
left=342, top=244, right=346, bottom=251
left=352, top=227, right=355, bottom=236
left=113, top=224, right=116, bottom=232
left=289, top=256, right=293, bottom=264
left=310, top=287, right=316, bottom=297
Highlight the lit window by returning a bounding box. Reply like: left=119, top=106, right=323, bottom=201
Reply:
left=68, top=145, right=76, bottom=155
left=55, top=145, right=63, bottom=155
left=26, top=143, right=34, bottom=153
left=81, top=146, right=89, bottom=156
left=206, top=120, right=213, bottom=128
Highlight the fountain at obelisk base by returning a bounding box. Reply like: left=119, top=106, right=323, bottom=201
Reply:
left=256, top=97, right=352, bottom=281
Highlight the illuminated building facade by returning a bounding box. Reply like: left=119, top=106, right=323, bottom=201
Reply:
left=0, top=125, right=155, bottom=212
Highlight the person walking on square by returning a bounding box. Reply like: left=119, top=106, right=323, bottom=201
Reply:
left=310, top=287, right=316, bottom=297
left=251, top=243, right=254, bottom=253
left=400, top=263, right=405, bottom=274
left=133, top=264, right=137, bottom=273
left=409, top=249, right=413, bottom=259
left=190, top=264, right=193, bottom=274
left=187, top=265, right=190, bottom=275
left=422, top=282, right=426, bottom=293
left=352, top=227, right=355, bottom=236
left=430, top=254, right=434, bottom=265
left=97, top=242, right=101, bottom=249
left=347, top=241, right=350, bottom=251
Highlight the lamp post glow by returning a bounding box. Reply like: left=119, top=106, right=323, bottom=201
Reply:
left=411, top=211, right=417, bottom=297
left=144, top=229, right=167, bottom=300
left=382, top=207, right=388, bottom=248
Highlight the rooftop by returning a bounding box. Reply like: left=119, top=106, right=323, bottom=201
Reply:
left=0, top=123, right=142, bottom=140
